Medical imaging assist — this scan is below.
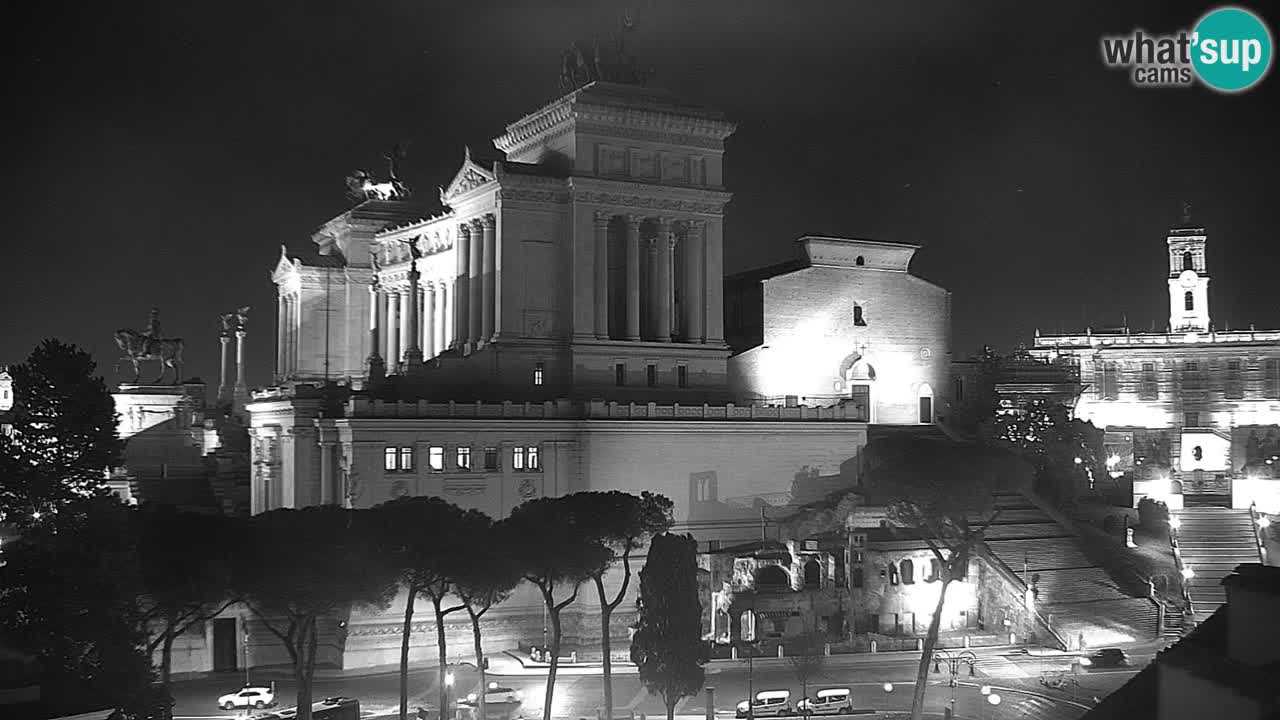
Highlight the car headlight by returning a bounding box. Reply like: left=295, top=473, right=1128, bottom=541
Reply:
left=737, top=702, right=749, bottom=711
left=1079, top=657, right=1092, bottom=666
left=467, top=694, right=477, bottom=703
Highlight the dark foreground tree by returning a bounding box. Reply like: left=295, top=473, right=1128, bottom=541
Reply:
left=0, top=495, right=166, bottom=719
left=788, top=630, right=826, bottom=710
left=455, top=518, right=523, bottom=720
left=864, top=437, right=1026, bottom=720
left=569, top=491, right=673, bottom=717
left=237, top=507, right=398, bottom=720
left=0, top=339, right=123, bottom=528
left=502, top=496, right=611, bottom=720
left=137, top=506, right=240, bottom=687
left=376, top=497, right=487, bottom=720
left=631, top=533, right=705, bottom=720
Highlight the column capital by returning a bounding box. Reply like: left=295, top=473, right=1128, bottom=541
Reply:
left=235, top=329, right=247, bottom=339
left=469, top=217, right=485, bottom=231
left=686, top=218, right=707, bottom=231
left=593, top=210, right=612, bottom=227
left=458, top=222, right=472, bottom=237
left=625, top=213, right=644, bottom=227
left=657, top=216, right=675, bottom=232
left=480, top=213, right=497, bottom=229
left=647, top=236, right=660, bottom=253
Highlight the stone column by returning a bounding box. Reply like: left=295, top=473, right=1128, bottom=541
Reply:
left=438, top=283, right=449, bottom=354
left=367, top=285, right=385, bottom=382
left=219, top=333, right=231, bottom=402
left=423, top=284, right=436, bottom=358
left=704, top=218, right=725, bottom=343
left=625, top=215, right=642, bottom=341
left=275, top=297, right=286, bottom=381
left=645, top=236, right=660, bottom=340
left=319, top=435, right=335, bottom=506
left=234, top=328, right=248, bottom=399
left=684, top=220, right=706, bottom=342
left=399, top=287, right=415, bottom=366
left=656, top=218, right=674, bottom=342
left=286, top=295, right=296, bottom=376
left=481, top=214, right=496, bottom=342
left=593, top=211, right=610, bottom=339
left=403, top=261, right=423, bottom=369
left=387, top=291, right=400, bottom=368
left=469, top=218, right=484, bottom=347
left=454, top=224, right=471, bottom=348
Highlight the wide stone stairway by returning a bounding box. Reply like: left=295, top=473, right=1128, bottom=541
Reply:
left=1174, top=507, right=1262, bottom=623
left=981, top=493, right=1160, bottom=646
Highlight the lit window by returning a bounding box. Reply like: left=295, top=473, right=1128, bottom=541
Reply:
left=384, top=447, right=397, bottom=471
left=456, top=446, right=471, bottom=470
left=399, top=447, right=414, bottom=472
left=533, top=362, right=544, bottom=386
left=1184, top=291, right=1194, bottom=311
left=428, top=446, right=444, bottom=472
left=484, top=447, right=498, bottom=471
left=646, top=364, right=656, bottom=387
left=527, top=445, right=540, bottom=471
left=677, top=366, right=688, bottom=388
left=615, top=363, right=626, bottom=386
left=513, top=446, right=525, bottom=470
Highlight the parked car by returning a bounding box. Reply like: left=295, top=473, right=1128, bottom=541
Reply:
left=218, top=686, right=276, bottom=710
left=1081, top=648, right=1130, bottom=669
left=736, top=690, right=792, bottom=718
left=797, top=689, right=853, bottom=716
left=465, top=683, right=523, bottom=705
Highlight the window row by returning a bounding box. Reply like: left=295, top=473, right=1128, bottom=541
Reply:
left=384, top=444, right=542, bottom=473
left=1097, top=358, right=1280, bottom=400
left=614, top=363, right=689, bottom=388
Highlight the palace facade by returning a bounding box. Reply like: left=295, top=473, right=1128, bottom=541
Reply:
left=235, top=80, right=954, bottom=671
left=1030, top=217, right=1280, bottom=513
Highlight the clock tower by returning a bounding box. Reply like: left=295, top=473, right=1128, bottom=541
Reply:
left=1166, top=207, right=1210, bottom=333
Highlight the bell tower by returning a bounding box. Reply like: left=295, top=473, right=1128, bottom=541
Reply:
left=1167, top=203, right=1210, bottom=333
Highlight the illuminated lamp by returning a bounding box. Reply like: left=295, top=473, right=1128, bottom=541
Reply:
left=1169, top=517, right=1181, bottom=530
left=1181, top=566, right=1195, bottom=580
left=1258, top=516, right=1271, bottom=529
left=987, top=694, right=1001, bottom=706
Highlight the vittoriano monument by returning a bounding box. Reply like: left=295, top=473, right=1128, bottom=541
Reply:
left=115, top=307, right=185, bottom=385
left=345, top=143, right=412, bottom=202
left=559, top=10, right=654, bottom=91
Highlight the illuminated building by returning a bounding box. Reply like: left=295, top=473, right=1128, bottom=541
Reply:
left=1031, top=215, right=1280, bottom=513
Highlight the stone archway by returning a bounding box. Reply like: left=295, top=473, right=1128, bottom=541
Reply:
left=917, top=382, right=935, bottom=424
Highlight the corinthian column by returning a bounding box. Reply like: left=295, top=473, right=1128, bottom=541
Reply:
left=656, top=218, right=674, bottom=342
left=454, top=224, right=471, bottom=349
left=423, top=284, right=436, bottom=358
left=683, top=220, right=706, bottom=343
left=438, top=283, right=449, bottom=353
left=403, top=260, right=423, bottom=369
left=367, top=284, right=385, bottom=382
left=219, top=332, right=231, bottom=402
left=398, top=288, right=413, bottom=366
left=469, top=218, right=484, bottom=347
left=386, top=291, right=400, bottom=367
left=593, top=211, right=610, bottom=339
left=276, top=296, right=286, bottom=381
left=625, top=215, right=642, bottom=341
left=234, top=328, right=248, bottom=398
left=481, top=214, right=496, bottom=342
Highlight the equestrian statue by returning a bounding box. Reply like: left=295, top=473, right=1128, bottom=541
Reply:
left=115, top=307, right=185, bottom=385
left=346, top=143, right=412, bottom=202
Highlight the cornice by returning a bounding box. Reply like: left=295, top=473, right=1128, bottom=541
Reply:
left=568, top=179, right=732, bottom=216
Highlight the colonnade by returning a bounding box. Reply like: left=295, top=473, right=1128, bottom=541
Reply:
left=277, top=292, right=300, bottom=378
left=370, top=280, right=455, bottom=367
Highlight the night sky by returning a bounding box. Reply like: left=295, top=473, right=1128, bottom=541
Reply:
left=5, top=1, right=1278, bottom=390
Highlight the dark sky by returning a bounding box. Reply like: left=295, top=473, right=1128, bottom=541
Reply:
left=4, top=1, right=1278, bottom=389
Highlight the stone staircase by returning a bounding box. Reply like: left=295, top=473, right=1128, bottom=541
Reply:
left=981, top=493, right=1160, bottom=645
left=1174, top=507, right=1261, bottom=623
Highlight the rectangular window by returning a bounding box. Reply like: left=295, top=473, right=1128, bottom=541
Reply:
left=1226, top=359, right=1243, bottom=399
left=1185, top=412, right=1199, bottom=428
left=953, top=377, right=964, bottom=403
left=1267, top=359, right=1280, bottom=399
left=513, top=446, right=525, bottom=471
left=484, top=447, right=498, bottom=471
left=615, top=363, right=626, bottom=386
left=384, top=447, right=397, bottom=472
left=456, top=446, right=471, bottom=470
left=1101, top=362, right=1118, bottom=400
left=646, top=364, right=657, bottom=387
left=428, top=446, right=445, bottom=472
left=677, top=365, right=688, bottom=389
left=1139, top=362, right=1158, bottom=401
left=533, top=362, right=544, bottom=386
left=398, top=447, right=414, bottom=472
left=527, top=445, right=540, bottom=471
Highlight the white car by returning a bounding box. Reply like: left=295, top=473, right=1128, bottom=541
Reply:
left=465, top=683, right=523, bottom=705
left=219, top=686, right=276, bottom=710
left=736, top=691, right=791, bottom=718
left=796, top=689, right=853, bottom=716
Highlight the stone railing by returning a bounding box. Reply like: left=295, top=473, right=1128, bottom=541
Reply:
left=583, top=400, right=866, bottom=421
left=1035, top=328, right=1280, bottom=348
left=346, top=398, right=576, bottom=419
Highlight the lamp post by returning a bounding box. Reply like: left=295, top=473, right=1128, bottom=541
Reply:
left=985, top=692, right=1001, bottom=720
left=243, top=629, right=250, bottom=686
left=882, top=683, right=893, bottom=713
left=445, top=671, right=455, bottom=720
left=931, top=650, right=978, bottom=720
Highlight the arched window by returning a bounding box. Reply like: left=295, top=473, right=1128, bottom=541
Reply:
left=1185, top=291, right=1194, bottom=311
left=928, top=558, right=941, bottom=582
left=900, top=559, right=915, bottom=585
left=855, top=256, right=865, bottom=266
left=803, top=559, right=821, bottom=589
left=1170, top=480, right=1183, bottom=495
left=1183, top=251, right=1194, bottom=271
left=853, top=305, right=867, bottom=327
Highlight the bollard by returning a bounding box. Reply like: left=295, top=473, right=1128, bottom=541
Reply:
left=870, top=640, right=878, bottom=653
left=964, top=635, right=970, bottom=649
left=731, top=646, right=738, bottom=661
left=1010, top=633, right=1017, bottom=645
left=777, top=645, right=785, bottom=658
left=705, top=687, right=716, bottom=720
left=916, top=638, right=923, bottom=651
left=824, top=643, right=831, bottom=656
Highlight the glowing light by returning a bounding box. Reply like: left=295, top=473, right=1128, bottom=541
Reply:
left=1258, top=516, right=1272, bottom=529
left=883, top=683, right=893, bottom=693
left=1074, top=457, right=1083, bottom=465
left=1181, top=566, right=1195, bottom=580
left=488, top=682, right=498, bottom=690
left=988, top=693, right=1002, bottom=706
left=979, top=686, right=991, bottom=696
left=1107, top=454, right=1120, bottom=467
left=445, top=672, right=454, bottom=687
left=31, top=511, right=40, bottom=520
left=1078, top=657, right=1092, bottom=667
left=1169, top=517, right=1181, bottom=530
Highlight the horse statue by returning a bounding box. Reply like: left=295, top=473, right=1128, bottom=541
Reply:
left=114, top=328, right=185, bottom=385
left=346, top=144, right=411, bottom=202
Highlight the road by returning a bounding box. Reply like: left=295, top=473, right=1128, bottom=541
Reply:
left=170, top=645, right=1159, bottom=720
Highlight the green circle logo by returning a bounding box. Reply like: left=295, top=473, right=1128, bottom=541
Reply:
left=1192, top=6, right=1273, bottom=92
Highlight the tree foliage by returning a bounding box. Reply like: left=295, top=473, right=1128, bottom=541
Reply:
left=454, top=517, right=523, bottom=720
left=630, top=533, right=706, bottom=720
left=0, top=339, right=123, bottom=527
left=236, top=507, right=398, bottom=720
left=993, top=399, right=1106, bottom=504
left=0, top=495, right=166, bottom=719
left=787, top=631, right=826, bottom=709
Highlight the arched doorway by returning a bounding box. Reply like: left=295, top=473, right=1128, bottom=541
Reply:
left=837, top=353, right=876, bottom=422
left=917, top=383, right=934, bottom=424
left=803, top=559, right=821, bottom=589
left=754, top=565, right=790, bottom=590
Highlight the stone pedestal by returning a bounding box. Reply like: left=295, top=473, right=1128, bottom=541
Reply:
left=113, top=382, right=211, bottom=484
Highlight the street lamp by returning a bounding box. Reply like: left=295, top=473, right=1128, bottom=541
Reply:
left=243, top=630, right=250, bottom=686
left=986, top=692, right=1001, bottom=720
left=932, top=650, right=978, bottom=720
left=1181, top=566, right=1195, bottom=580
left=445, top=671, right=455, bottom=720
left=881, top=683, right=893, bottom=713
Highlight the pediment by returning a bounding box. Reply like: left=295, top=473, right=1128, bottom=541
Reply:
left=441, top=148, right=496, bottom=204
left=271, top=245, right=299, bottom=283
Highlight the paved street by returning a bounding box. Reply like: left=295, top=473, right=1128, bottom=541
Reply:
left=170, top=644, right=1159, bottom=720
